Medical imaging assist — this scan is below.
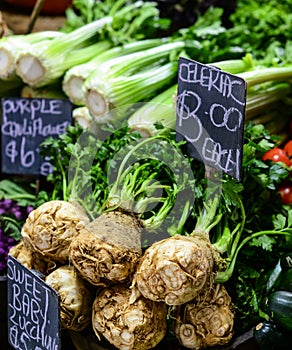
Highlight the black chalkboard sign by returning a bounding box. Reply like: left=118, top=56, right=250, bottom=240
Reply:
left=7, top=255, right=61, bottom=350
left=1, top=97, right=72, bottom=176
left=176, top=57, right=247, bottom=180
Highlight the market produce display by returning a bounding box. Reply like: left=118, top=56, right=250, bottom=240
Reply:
left=1, top=0, right=292, bottom=349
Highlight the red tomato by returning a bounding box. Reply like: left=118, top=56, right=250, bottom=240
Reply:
left=284, top=140, right=292, bottom=158
left=262, top=148, right=292, bottom=166
left=278, top=184, right=292, bottom=205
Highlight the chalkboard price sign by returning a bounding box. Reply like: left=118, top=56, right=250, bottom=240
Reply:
left=7, top=255, right=60, bottom=350
left=176, top=57, right=247, bottom=180
left=1, top=97, right=72, bottom=176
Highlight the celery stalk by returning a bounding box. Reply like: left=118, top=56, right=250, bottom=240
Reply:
left=211, top=53, right=254, bottom=74
left=246, top=82, right=292, bottom=119
left=238, top=65, right=292, bottom=88
left=83, top=41, right=185, bottom=119
left=72, top=106, right=94, bottom=129
left=15, top=16, right=112, bottom=88
left=85, top=62, right=178, bottom=122
left=16, top=41, right=110, bottom=88
left=97, top=41, right=185, bottom=78
left=127, top=56, right=255, bottom=137
left=62, top=38, right=167, bottom=105
left=0, top=31, right=64, bottom=81
left=127, top=85, right=177, bottom=137
left=15, top=0, right=164, bottom=88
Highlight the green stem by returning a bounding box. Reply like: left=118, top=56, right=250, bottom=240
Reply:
left=110, top=136, right=162, bottom=195
left=229, top=197, right=246, bottom=257
left=191, top=195, right=221, bottom=236
left=215, top=229, right=292, bottom=283
left=0, top=215, right=21, bottom=229
left=55, top=156, right=67, bottom=201
left=238, top=65, right=292, bottom=88
left=0, top=193, right=36, bottom=201
left=246, top=82, right=291, bottom=119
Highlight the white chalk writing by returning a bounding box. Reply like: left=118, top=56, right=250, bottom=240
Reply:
left=1, top=97, right=72, bottom=175
left=7, top=257, right=60, bottom=350
left=176, top=57, right=246, bottom=180
left=2, top=118, right=70, bottom=138
left=2, top=98, right=62, bottom=120
left=202, top=138, right=240, bottom=179
left=209, top=104, right=243, bottom=132
left=178, top=61, right=245, bottom=106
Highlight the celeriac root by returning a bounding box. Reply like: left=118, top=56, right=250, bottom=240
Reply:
left=173, top=283, right=235, bottom=349
left=21, top=200, right=88, bottom=264
left=92, top=284, right=167, bottom=350
left=69, top=210, right=142, bottom=286
left=45, top=265, right=95, bottom=331
left=132, top=234, right=218, bottom=305
left=9, top=240, right=56, bottom=275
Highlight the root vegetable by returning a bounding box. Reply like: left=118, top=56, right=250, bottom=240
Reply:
left=69, top=210, right=142, bottom=286
left=131, top=197, right=224, bottom=306
left=131, top=234, right=218, bottom=305
left=9, top=240, right=55, bottom=275
left=92, top=284, right=167, bottom=350
left=21, top=200, right=88, bottom=264
left=45, top=265, right=95, bottom=331
left=173, top=283, right=235, bottom=349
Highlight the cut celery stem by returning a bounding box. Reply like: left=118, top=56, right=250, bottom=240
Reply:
left=83, top=41, right=185, bottom=99
left=62, top=38, right=166, bottom=105
left=83, top=41, right=186, bottom=119
left=72, top=106, right=94, bottom=129
left=85, top=62, right=178, bottom=121
left=16, top=41, right=110, bottom=87
left=0, top=31, right=64, bottom=81
left=15, top=17, right=113, bottom=87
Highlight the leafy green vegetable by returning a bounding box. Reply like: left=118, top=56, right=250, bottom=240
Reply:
left=62, top=0, right=170, bottom=41
left=40, top=123, right=143, bottom=218
left=0, top=179, right=37, bottom=207
left=228, top=0, right=292, bottom=63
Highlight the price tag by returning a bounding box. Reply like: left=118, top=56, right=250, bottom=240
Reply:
left=1, top=97, right=72, bottom=176
left=176, top=57, right=247, bottom=180
left=7, top=256, right=61, bottom=350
